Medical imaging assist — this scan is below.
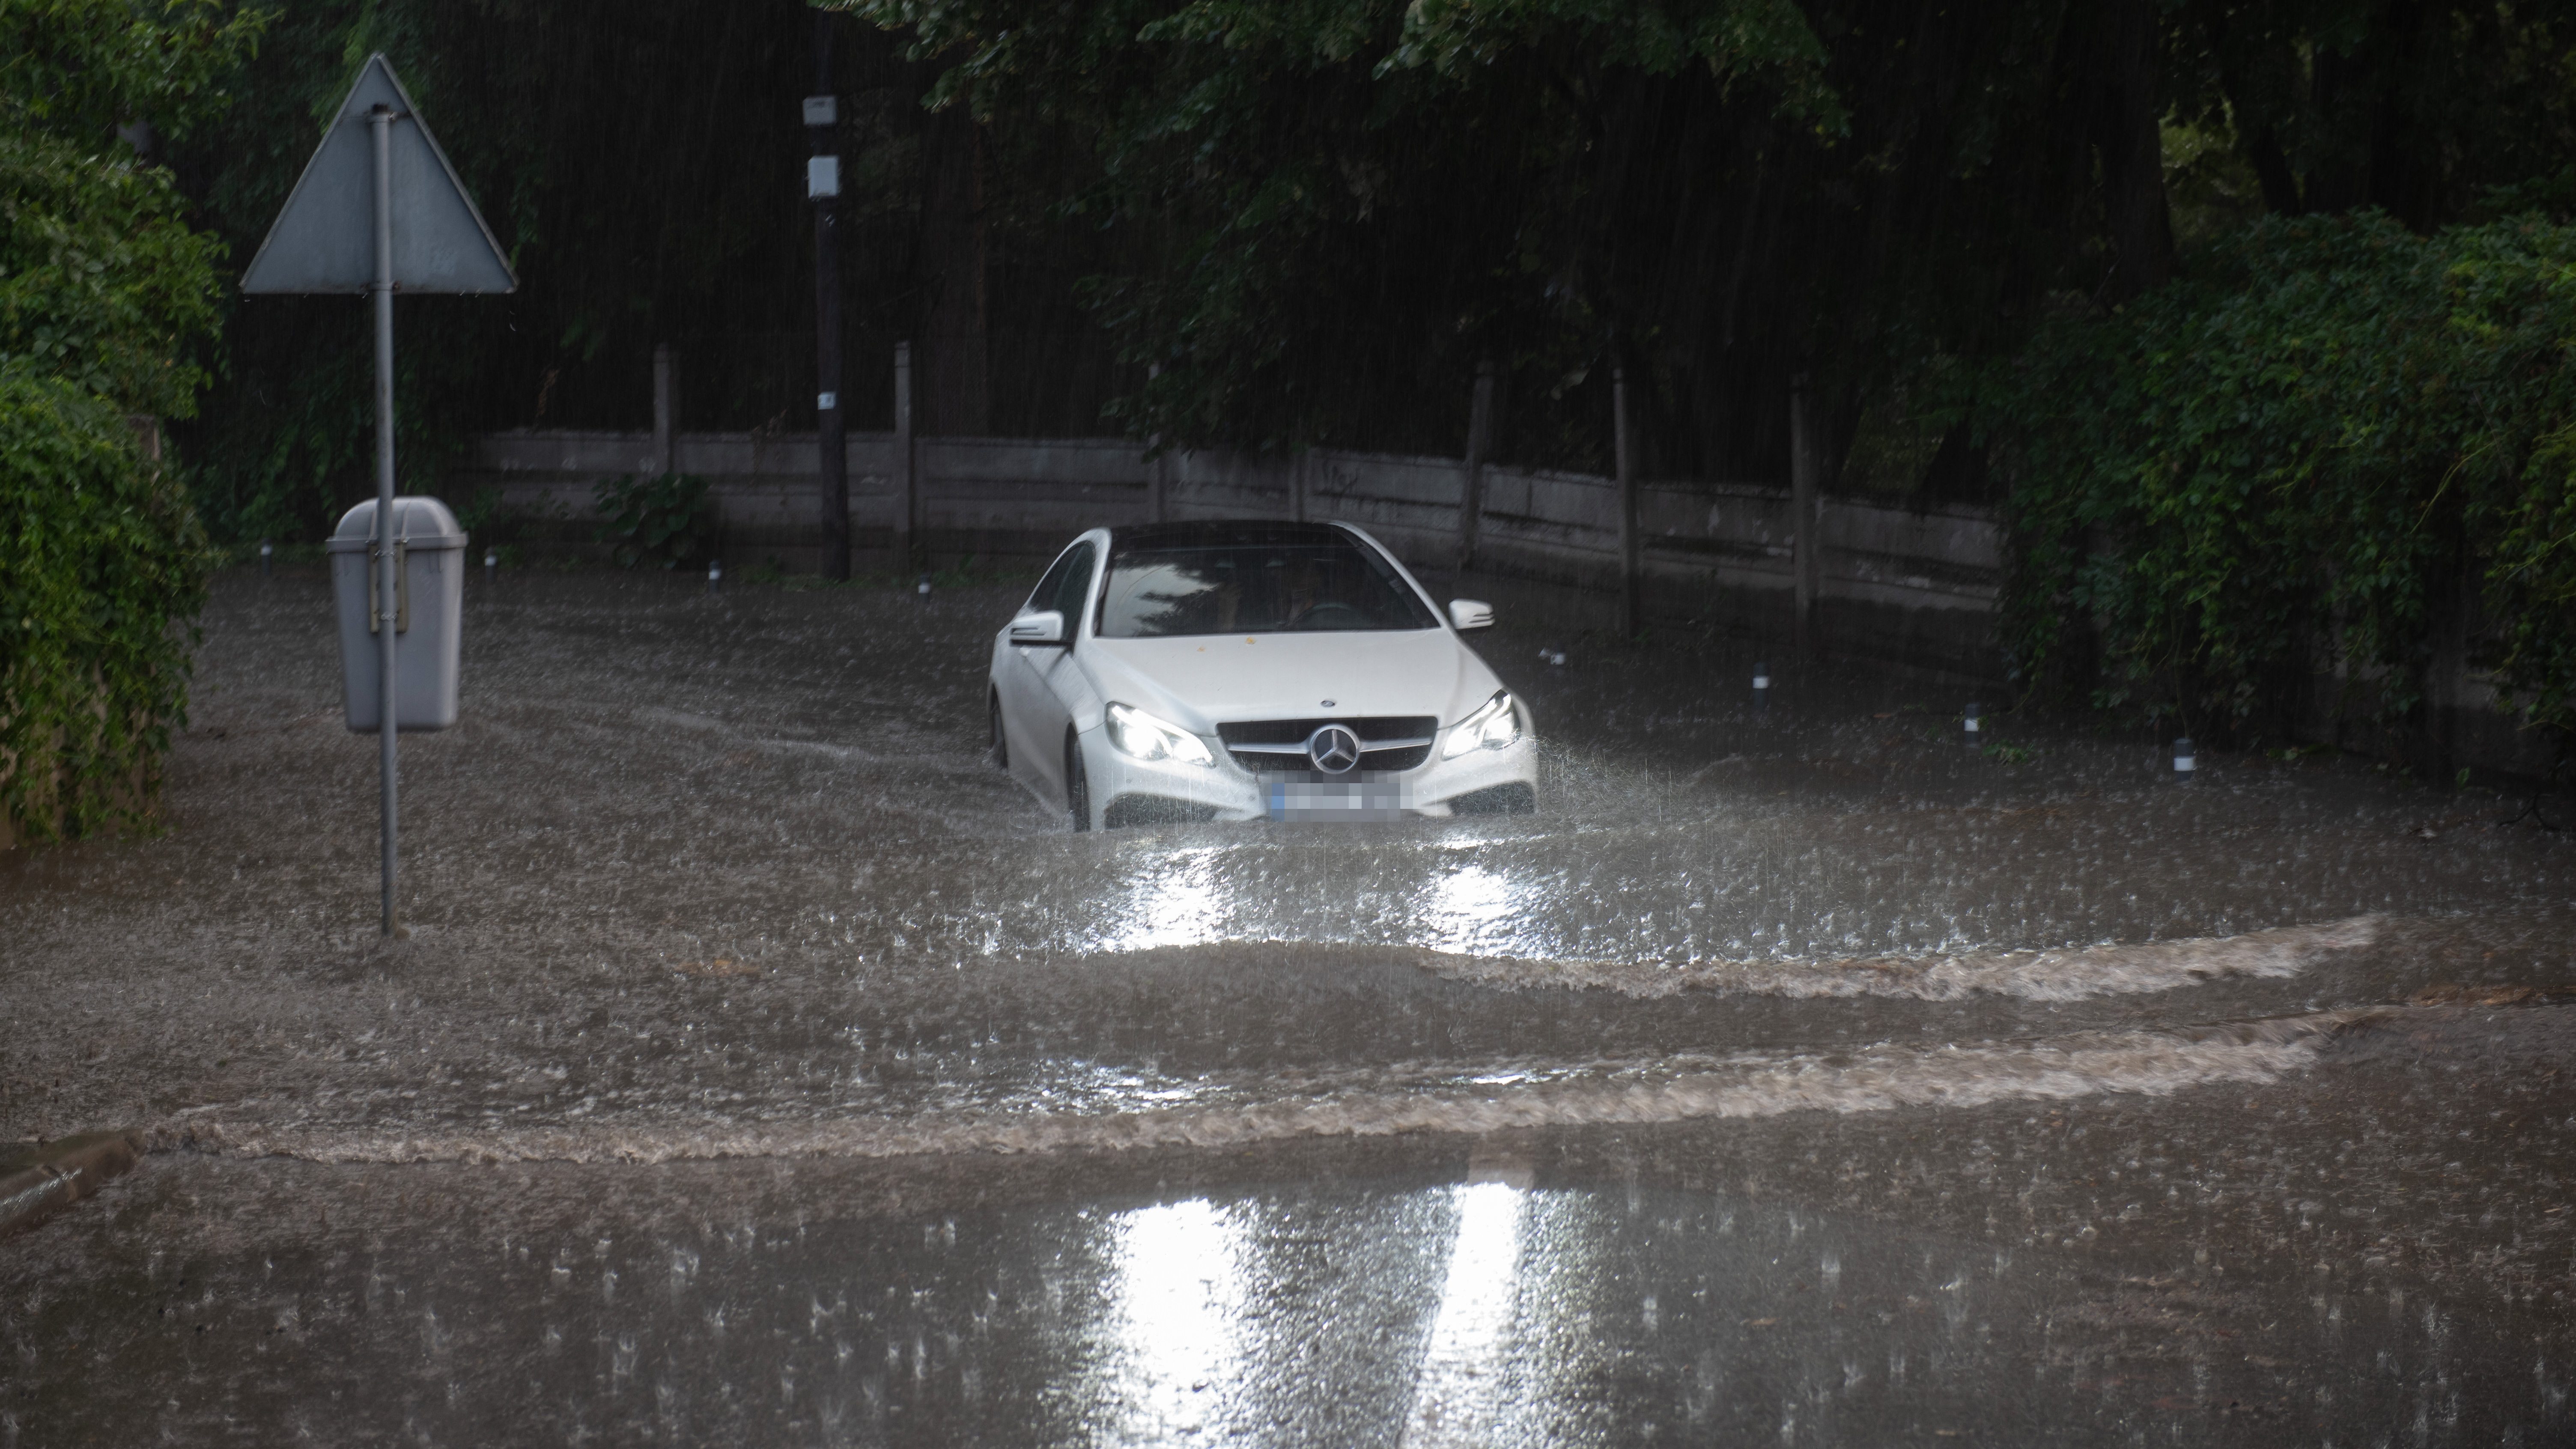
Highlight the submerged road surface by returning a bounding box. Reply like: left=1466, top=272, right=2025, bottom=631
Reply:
left=5, top=570, right=2574, bottom=1446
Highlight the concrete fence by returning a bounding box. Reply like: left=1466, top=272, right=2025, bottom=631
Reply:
left=443, top=346, right=2564, bottom=778
left=451, top=420, right=2573, bottom=778
left=452, top=426, right=2006, bottom=678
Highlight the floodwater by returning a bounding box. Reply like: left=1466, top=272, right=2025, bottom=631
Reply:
left=5, top=570, right=2573, bottom=1444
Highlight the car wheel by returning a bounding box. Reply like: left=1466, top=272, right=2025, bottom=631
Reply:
left=989, top=690, right=1008, bottom=769
left=1065, top=730, right=1091, bottom=832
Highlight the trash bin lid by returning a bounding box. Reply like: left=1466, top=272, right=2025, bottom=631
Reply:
left=325, top=497, right=468, bottom=553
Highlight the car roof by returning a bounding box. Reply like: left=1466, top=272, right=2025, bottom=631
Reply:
left=1106, top=520, right=1359, bottom=554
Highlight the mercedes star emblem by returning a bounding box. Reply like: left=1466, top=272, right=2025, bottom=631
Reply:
left=1306, top=724, right=1363, bottom=775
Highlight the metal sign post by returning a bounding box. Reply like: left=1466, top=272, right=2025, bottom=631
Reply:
left=243, top=55, right=515, bottom=936
left=369, top=104, right=400, bottom=936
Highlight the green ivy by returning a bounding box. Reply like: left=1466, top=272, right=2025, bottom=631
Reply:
left=593, top=472, right=711, bottom=569
left=0, top=365, right=208, bottom=841
left=1972, top=212, right=2576, bottom=751
left=2492, top=423, right=2576, bottom=737
left=0, top=127, right=223, bottom=419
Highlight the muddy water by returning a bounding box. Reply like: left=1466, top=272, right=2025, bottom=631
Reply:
left=6, top=1005, right=2572, bottom=1447
left=7, top=570, right=2576, bottom=1446
left=3, top=570, right=2572, bottom=1163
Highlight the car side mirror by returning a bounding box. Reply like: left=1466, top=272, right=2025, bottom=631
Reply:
left=1448, top=599, right=1494, bottom=631
left=1009, top=609, right=1068, bottom=646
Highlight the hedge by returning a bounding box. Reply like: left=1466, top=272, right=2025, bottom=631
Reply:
left=1974, top=212, right=2576, bottom=758
left=0, top=364, right=206, bottom=842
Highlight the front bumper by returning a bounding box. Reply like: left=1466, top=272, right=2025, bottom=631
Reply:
left=1083, top=725, right=1538, bottom=825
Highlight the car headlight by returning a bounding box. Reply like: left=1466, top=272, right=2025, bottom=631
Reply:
left=1440, top=689, right=1521, bottom=759
left=1105, top=702, right=1213, bottom=766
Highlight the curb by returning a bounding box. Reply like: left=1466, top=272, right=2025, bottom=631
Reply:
left=0, top=1130, right=144, bottom=1241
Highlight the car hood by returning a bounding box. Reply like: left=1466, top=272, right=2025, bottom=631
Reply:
left=1084, top=629, right=1501, bottom=732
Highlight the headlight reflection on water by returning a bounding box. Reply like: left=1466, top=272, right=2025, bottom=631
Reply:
left=1400, top=1181, right=1529, bottom=1446
left=1424, top=861, right=1545, bottom=959
left=1103, top=1199, right=1248, bottom=1439
left=1086, top=1184, right=1554, bottom=1447
left=1094, top=849, right=1229, bottom=953
left=1082, top=844, right=1553, bottom=957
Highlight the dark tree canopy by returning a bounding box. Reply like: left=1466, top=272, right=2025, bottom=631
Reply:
left=827, top=0, right=2576, bottom=486
left=163, top=0, right=2576, bottom=533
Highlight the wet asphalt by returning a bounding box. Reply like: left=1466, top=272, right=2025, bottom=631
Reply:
left=4, top=568, right=2574, bottom=1446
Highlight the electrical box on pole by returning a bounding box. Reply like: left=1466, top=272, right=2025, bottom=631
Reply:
left=241, top=54, right=515, bottom=936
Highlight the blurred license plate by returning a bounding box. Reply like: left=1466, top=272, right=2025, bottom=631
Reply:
left=1268, top=779, right=1407, bottom=822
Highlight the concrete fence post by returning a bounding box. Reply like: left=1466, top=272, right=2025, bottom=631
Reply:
left=1146, top=362, right=1166, bottom=523
left=1789, top=371, right=1820, bottom=659
left=894, top=340, right=915, bottom=569
left=1614, top=364, right=1640, bottom=637
left=652, top=343, right=678, bottom=476
left=1458, top=359, right=1495, bottom=573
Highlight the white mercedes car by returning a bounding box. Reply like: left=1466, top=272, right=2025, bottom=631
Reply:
left=988, top=521, right=1537, bottom=829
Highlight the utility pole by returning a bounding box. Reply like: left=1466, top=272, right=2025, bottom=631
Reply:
left=807, top=17, right=848, bottom=581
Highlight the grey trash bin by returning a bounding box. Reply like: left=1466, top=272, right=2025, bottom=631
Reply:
left=327, top=497, right=466, bottom=731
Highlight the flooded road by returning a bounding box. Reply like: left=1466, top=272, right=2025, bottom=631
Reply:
left=5, top=570, right=2573, bottom=1444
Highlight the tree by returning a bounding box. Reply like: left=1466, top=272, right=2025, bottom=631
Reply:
left=0, top=0, right=261, bottom=843
left=0, top=0, right=257, bottom=417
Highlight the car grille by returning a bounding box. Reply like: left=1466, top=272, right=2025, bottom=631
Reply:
left=1217, top=716, right=1438, bottom=774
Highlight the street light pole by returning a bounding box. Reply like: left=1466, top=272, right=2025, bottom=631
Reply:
left=808, top=17, right=848, bottom=581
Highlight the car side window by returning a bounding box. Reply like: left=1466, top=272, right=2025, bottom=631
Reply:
left=1049, top=542, right=1097, bottom=633
left=1026, top=543, right=1084, bottom=618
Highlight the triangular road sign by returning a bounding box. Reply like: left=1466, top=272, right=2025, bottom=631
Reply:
left=241, top=54, right=515, bottom=295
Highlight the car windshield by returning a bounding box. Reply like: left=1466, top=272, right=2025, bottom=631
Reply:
left=1096, top=529, right=1440, bottom=638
